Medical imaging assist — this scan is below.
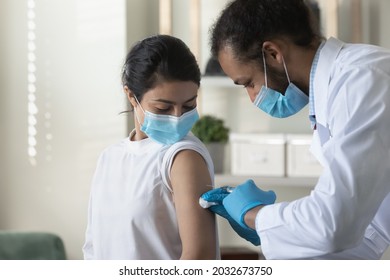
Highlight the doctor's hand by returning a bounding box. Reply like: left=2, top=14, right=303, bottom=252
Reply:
left=200, top=180, right=276, bottom=246
left=200, top=186, right=261, bottom=245
left=223, top=179, right=276, bottom=231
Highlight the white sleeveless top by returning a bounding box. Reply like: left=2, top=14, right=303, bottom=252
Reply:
left=83, top=131, right=217, bottom=259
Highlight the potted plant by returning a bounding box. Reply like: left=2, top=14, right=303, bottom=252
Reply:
left=191, top=115, right=229, bottom=174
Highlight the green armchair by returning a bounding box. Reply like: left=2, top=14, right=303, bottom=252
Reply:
left=0, top=231, right=66, bottom=260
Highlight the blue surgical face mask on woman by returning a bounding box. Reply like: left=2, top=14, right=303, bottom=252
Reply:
left=134, top=95, right=199, bottom=145
left=253, top=51, right=308, bottom=118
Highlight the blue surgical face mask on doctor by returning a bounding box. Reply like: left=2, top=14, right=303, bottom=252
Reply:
left=134, top=95, right=199, bottom=145
left=253, top=51, right=309, bottom=118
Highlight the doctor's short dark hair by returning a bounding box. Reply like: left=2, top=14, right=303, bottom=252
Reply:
left=210, top=0, right=324, bottom=65
left=121, top=34, right=201, bottom=103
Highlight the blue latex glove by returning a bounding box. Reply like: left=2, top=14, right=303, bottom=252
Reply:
left=223, top=179, right=276, bottom=230
left=200, top=186, right=262, bottom=246
left=199, top=186, right=231, bottom=216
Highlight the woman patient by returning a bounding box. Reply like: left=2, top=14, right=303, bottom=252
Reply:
left=83, top=35, right=219, bottom=259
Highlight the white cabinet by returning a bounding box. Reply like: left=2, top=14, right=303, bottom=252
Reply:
left=230, top=133, right=286, bottom=177
left=286, top=134, right=323, bottom=177
left=215, top=174, right=318, bottom=189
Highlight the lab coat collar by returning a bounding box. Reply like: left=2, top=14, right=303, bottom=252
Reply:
left=313, top=37, right=344, bottom=127
left=309, top=38, right=344, bottom=164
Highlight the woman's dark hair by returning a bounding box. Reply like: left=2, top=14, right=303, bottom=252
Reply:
left=210, top=0, right=324, bottom=65
left=122, top=34, right=201, bottom=102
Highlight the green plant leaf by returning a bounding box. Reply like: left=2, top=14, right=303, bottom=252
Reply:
left=191, top=115, right=229, bottom=143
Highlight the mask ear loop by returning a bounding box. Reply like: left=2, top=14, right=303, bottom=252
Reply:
left=281, top=56, right=291, bottom=84
left=133, top=95, right=145, bottom=125
left=262, top=50, right=268, bottom=88
left=133, top=95, right=145, bottom=113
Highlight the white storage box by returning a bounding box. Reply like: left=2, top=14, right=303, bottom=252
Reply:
left=230, top=133, right=285, bottom=177
left=286, top=134, right=323, bottom=177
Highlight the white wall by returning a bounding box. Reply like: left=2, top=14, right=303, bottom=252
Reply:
left=0, top=0, right=127, bottom=259
left=125, top=0, right=160, bottom=133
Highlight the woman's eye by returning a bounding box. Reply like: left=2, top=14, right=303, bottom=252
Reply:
left=155, top=107, right=170, bottom=113
left=184, top=104, right=196, bottom=110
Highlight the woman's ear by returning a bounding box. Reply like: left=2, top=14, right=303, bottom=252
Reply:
left=124, top=86, right=137, bottom=108
left=262, top=41, right=284, bottom=65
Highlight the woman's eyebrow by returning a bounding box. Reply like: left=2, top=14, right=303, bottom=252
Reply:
left=153, top=95, right=198, bottom=104
left=184, top=95, right=198, bottom=103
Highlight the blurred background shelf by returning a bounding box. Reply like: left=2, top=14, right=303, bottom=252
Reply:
left=215, top=174, right=318, bottom=188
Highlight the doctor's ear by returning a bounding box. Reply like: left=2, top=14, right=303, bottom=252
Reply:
left=262, top=41, right=284, bottom=65
left=123, top=86, right=137, bottom=108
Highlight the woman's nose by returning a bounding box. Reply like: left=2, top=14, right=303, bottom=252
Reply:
left=172, top=108, right=182, bottom=117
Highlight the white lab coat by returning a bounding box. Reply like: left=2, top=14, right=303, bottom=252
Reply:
left=257, top=38, right=390, bottom=259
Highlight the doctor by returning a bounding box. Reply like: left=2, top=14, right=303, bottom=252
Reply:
left=201, top=0, right=390, bottom=259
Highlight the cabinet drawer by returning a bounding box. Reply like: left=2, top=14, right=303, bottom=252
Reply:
left=286, top=135, right=323, bottom=177
left=230, top=134, right=285, bottom=177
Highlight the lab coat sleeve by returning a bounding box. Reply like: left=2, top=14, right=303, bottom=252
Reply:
left=257, top=65, right=390, bottom=259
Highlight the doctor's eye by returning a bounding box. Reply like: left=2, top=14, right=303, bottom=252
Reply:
left=243, top=82, right=255, bottom=89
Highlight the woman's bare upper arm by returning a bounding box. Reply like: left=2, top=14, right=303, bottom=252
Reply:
left=170, top=149, right=217, bottom=259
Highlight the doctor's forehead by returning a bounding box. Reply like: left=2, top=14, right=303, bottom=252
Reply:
left=218, top=47, right=260, bottom=83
